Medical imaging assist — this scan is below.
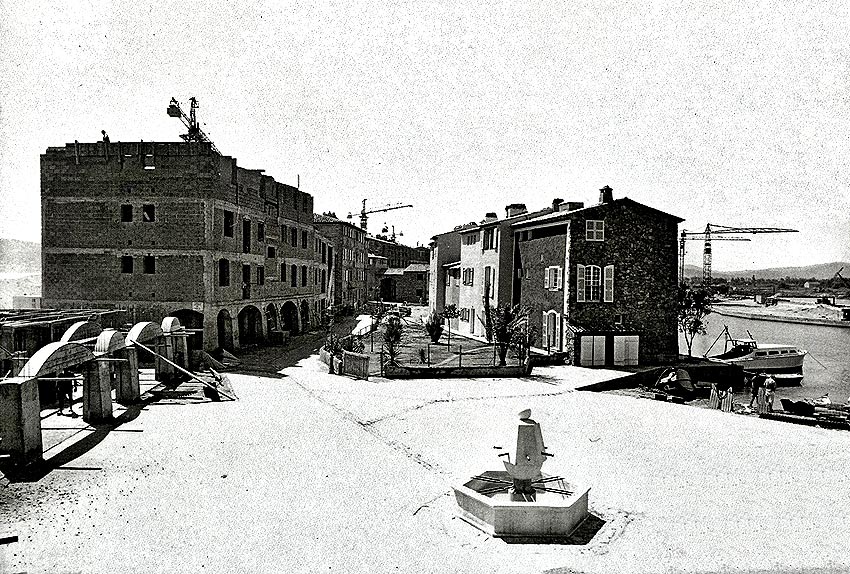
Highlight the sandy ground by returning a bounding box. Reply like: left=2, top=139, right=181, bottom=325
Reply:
left=2, top=355, right=849, bottom=573
left=714, top=299, right=845, bottom=322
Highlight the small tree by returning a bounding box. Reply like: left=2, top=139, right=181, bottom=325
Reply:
left=483, top=304, right=530, bottom=365
left=382, top=315, right=405, bottom=366
left=441, top=304, right=460, bottom=346
left=424, top=309, right=444, bottom=343
left=678, top=284, right=713, bottom=358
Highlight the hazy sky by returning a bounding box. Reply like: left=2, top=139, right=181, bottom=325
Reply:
left=1, top=1, right=848, bottom=271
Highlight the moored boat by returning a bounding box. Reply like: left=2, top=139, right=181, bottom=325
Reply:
left=705, top=328, right=806, bottom=385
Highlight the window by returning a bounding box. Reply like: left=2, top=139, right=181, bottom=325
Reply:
left=267, top=246, right=276, bottom=259
left=257, top=222, right=265, bottom=242
left=463, top=233, right=479, bottom=246
left=483, top=228, right=496, bottom=250
left=417, top=273, right=424, bottom=281
left=321, top=243, right=326, bottom=263
left=484, top=266, right=493, bottom=298
left=290, top=265, right=297, bottom=287
left=462, top=268, right=475, bottom=286
left=586, top=220, right=604, bottom=241
left=301, top=230, right=307, bottom=248
left=321, top=269, right=326, bottom=293
left=302, top=265, right=308, bottom=287
left=142, top=204, right=156, bottom=222
left=218, top=259, right=230, bottom=286
left=460, top=308, right=470, bottom=322
left=576, top=264, right=607, bottom=302
left=257, top=265, right=265, bottom=286
left=224, top=211, right=234, bottom=237
left=121, top=204, right=133, bottom=222
left=121, top=256, right=133, bottom=273
left=291, top=228, right=298, bottom=247
left=281, top=262, right=287, bottom=282
left=281, top=224, right=287, bottom=242
left=544, top=266, right=563, bottom=291
left=143, top=255, right=156, bottom=274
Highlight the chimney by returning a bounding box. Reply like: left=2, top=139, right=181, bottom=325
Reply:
left=599, top=186, right=613, bottom=204
left=505, top=203, right=527, bottom=218
left=552, top=198, right=564, bottom=211
left=565, top=201, right=585, bottom=212
left=482, top=212, right=498, bottom=223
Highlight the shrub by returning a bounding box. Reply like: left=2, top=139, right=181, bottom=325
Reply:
left=382, top=316, right=404, bottom=365
left=424, top=309, right=444, bottom=343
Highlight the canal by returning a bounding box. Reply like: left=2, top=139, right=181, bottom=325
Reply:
left=680, top=312, right=850, bottom=402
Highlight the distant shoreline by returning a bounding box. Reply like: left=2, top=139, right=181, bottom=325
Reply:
left=713, top=306, right=850, bottom=329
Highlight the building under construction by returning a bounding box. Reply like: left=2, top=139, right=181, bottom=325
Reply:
left=41, top=140, right=330, bottom=351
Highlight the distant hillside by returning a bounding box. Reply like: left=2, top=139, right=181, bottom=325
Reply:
left=0, top=238, right=41, bottom=274
left=684, top=262, right=850, bottom=280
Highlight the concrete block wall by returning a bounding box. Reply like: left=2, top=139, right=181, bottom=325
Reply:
left=41, top=141, right=330, bottom=351
left=43, top=253, right=205, bottom=303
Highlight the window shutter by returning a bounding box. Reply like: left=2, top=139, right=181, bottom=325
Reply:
left=604, top=265, right=614, bottom=302
left=542, top=313, right=548, bottom=345
left=576, top=265, right=585, bottom=302
left=556, top=266, right=563, bottom=289
left=555, top=313, right=562, bottom=350
left=544, top=266, right=550, bottom=289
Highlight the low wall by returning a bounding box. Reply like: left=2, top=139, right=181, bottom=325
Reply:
left=318, top=348, right=369, bottom=380
left=382, top=363, right=532, bottom=379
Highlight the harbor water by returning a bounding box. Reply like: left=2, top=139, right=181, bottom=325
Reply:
left=680, top=313, right=850, bottom=403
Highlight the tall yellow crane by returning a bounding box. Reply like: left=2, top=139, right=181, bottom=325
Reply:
left=679, top=224, right=798, bottom=286
left=347, top=198, right=412, bottom=231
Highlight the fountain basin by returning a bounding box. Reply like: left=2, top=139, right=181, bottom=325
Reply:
left=453, top=470, right=590, bottom=539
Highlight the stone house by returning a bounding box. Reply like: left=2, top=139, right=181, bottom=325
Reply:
left=512, top=186, right=684, bottom=366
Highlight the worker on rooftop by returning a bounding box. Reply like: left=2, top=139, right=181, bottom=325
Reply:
left=101, top=130, right=110, bottom=143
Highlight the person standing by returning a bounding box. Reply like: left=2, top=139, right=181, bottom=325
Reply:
left=764, top=373, right=777, bottom=411
left=101, top=130, right=110, bottom=143
left=748, top=372, right=765, bottom=407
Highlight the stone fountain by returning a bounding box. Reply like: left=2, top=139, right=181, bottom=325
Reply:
left=452, top=409, right=590, bottom=539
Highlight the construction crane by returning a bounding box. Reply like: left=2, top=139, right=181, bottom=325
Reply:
left=347, top=199, right=413, bottom=231
left=166, top=97, right=220, bottom=154
left=679, top=224, right=798, bottom=286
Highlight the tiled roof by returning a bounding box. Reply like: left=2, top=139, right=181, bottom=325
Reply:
left=383, top=268, right=405, bottom=276
left=404, top=263, right=430, bottom=273
left=512, top=197, right=684, bottom=228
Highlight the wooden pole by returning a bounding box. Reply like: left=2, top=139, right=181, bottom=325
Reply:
left=131, top=340, right=237, bottom=401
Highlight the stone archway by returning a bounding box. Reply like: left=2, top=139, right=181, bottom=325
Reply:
left=300, top=301, right=311, bottom=332
left=281, top=301, right=299, bottom=335
left=265, top=303, right=279, bottom=334
left=171, top=309, right=204, bottom=353
left=237, top=305, right=263, bottom=346
left=217, top=309, right=234, bottom=351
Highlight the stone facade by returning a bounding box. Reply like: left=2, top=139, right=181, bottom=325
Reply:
left=41, top=140, right=329, bottom=351
left=313, top=214, right=367, bottom=311
left=513, top=189, right=683, bottom=366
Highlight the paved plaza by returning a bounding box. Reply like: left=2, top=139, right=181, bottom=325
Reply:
left=1, top=355, right=848, bottom=573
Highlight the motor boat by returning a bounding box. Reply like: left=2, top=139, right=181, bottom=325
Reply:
left=706, top=328, right=806, bottom=385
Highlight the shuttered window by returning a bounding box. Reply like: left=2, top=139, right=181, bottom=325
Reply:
left=577, top=264, right=601, bottom=302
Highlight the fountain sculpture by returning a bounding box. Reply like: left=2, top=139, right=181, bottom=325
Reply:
left=452, top=409, right=590, bottom=539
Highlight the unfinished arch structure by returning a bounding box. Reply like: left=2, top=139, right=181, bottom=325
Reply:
left=281, top=301, right=299, bottom=335
left=237, top=305, right=263, bottom=346
left=216, top=309, right=234, bottom=351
